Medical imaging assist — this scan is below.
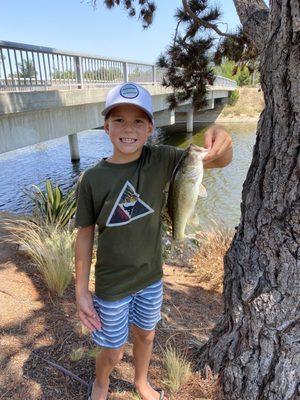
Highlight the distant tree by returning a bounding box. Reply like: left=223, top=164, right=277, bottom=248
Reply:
left=53, top=69, right=76, bottom=80
left=89, top=2, right=300, bottom=399
left=82, top=66, right=123, bottom=81
left=214, top=59, right=260, bottom=86
left=18, top=60, right=37, bottom=79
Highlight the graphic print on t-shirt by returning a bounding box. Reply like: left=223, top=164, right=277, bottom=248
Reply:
left=106, top=181, right=154, bottom=227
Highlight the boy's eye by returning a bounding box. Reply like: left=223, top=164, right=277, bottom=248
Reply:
left=135, top=119, right=144, bottom=124
left=114, top=118, right=124, bottom=123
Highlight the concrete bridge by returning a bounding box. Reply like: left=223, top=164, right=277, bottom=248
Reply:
left=0, top=40, right=237, bottom=160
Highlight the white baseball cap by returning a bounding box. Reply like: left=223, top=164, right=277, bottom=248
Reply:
left=101, top=82, right=154, bottom=123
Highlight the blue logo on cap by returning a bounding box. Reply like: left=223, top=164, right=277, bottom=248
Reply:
left=120, top=83, right=139, bottom=99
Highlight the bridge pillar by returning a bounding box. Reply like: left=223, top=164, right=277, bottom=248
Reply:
left=187, top=108, right=193, bottom=132
left=68, top=133, right=80, bottom=161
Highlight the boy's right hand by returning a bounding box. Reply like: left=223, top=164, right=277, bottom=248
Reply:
left=76, top=290, right=101, bottom=332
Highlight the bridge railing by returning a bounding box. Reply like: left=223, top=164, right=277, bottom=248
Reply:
left=0, top=40, right=237, bottom=91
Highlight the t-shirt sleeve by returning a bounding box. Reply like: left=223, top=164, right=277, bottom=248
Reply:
left=75, top=172, right=96, bottom=228
left=158, top=144, right=185, bottom=182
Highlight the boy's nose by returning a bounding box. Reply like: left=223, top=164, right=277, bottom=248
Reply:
left=124, top=122, right=134, bottom=132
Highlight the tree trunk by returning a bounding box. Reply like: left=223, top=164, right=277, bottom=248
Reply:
left=196, top=1, right=300, bottom=399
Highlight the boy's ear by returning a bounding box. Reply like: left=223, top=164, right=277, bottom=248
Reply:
left=104, top=119, right=109, bottom=134
left=147, top=122, right=154, bottom=135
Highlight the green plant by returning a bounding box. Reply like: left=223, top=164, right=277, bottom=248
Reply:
left=236, top=68, right=251, bottom=86
left=4, top=219, right=75, bottom=296
left=228, top=89, right=239, bottom=106
left=87, top=347, right=101, bottom=358
left=131, top=393, right=142, bottom=400
left=70, top=347, right=85, bottom=362
left=163, top=346, right=191, bottom=393
left=27, top=180, right=76, bottom=227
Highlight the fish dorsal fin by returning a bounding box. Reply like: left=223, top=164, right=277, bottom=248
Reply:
left=199, top=184, right=207, bottom=197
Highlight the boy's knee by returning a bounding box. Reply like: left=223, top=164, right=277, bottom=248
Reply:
left=132, top=325, right=155, bottom=345
left=101, top=347, right=124, bottom=365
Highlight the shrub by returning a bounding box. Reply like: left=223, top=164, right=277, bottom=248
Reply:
left=4, top=219, right=75, bottom=296
left=228, top=89, right=239, bottom=105
left=27, top=180, right=76, bottom=228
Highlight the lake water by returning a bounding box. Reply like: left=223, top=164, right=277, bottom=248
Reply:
left=0, top=122, right=257, bottom=228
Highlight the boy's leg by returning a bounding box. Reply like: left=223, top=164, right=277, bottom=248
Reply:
left=130, top=279, right=165, bottom=400
left=91, top=346, right=124, bottom=400
left=132, top=325, right=163, bottom=399
left=91, top=294, right=131, bottom=399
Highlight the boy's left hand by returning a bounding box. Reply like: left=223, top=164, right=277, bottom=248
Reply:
left=203, top=124, right=233, bottom=168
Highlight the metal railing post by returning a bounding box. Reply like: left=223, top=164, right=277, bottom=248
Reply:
left=152, top=65, right=156, bottom=84
left=75, top=56, right=83, bottom=88
left=123, top=62, right=128, bottom=82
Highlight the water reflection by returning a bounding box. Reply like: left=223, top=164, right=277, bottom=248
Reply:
left=0, top=123, right=257, bottom=227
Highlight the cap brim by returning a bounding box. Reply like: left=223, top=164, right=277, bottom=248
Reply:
left=101, top=102, right=153, bottom=123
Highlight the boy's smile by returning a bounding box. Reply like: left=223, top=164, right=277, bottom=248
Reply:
left=104, top=104, right=153, bottom=163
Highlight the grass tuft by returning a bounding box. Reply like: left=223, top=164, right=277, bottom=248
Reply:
left=69, top=347, right=85, bottom=362
left=131, top=393, right=142, bottom=400
left=2, top=219, right=75, bottom=296
left=162, top=345, right=191, bottom=393
left=87, top=347, right=101, bottom=358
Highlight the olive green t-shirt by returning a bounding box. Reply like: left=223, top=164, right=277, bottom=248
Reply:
left=75, top=144, right=184, bottom=300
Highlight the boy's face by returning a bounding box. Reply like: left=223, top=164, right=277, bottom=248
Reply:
left=104, top=104, right=153, bottom=160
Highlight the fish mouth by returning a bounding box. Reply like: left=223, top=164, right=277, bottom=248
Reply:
left=188, top=144, right=208, bottom=153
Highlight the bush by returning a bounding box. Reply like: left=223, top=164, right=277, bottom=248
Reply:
left=4, top=219, right=75, bottom=296
left=236, top=68, right=251, bottom=86
left=27, top=180, right=76, bottom=227
left=228, top=89, right=239, bottom=105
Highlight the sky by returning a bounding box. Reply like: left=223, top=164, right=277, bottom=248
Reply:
left=1, top=0, right=241, bottom=64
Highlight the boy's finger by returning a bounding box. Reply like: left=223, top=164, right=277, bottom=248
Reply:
left=216, top=138, right=232, bottom=156
left=204, top=132, right=213, bottom=150
left=204, top=135, right=226, bottom=160
left=87, top=315, right=102, bottom=330
left=79, top=307, right=101, bottom=329
left=89, top=305, right=101, bottom=323
left=80, top=315, right=98, bottom=332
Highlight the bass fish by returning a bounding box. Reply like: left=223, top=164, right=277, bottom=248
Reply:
left=167, top=144, right=208, bottom=241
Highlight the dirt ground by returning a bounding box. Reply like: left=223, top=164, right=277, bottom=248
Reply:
left=0, top=221, right=224, bottom=400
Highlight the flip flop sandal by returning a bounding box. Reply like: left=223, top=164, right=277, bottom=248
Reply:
left=87, top=379, right=94, bottom=400
left=159, top=390, right=167, bottom=400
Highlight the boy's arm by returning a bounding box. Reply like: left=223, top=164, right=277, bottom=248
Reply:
left=75, top=225, right=101, bottom=332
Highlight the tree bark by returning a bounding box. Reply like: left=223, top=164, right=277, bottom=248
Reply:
left=232, top=0, right=270, bottom=52
left=196, top=1, right=300, bottom=399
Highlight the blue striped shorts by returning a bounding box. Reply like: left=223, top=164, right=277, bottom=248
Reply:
left=92, top=279, right=163, bottom=349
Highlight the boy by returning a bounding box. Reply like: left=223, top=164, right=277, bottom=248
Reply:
left=75, top=82, right=233, bottom=400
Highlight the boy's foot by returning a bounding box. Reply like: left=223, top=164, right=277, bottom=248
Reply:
left=89, top=379, right=109, bottom=400
left=135, top=381, right=167, bottom=400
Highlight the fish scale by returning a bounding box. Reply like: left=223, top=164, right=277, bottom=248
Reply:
left=167, top=144, right=208, bottom=241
